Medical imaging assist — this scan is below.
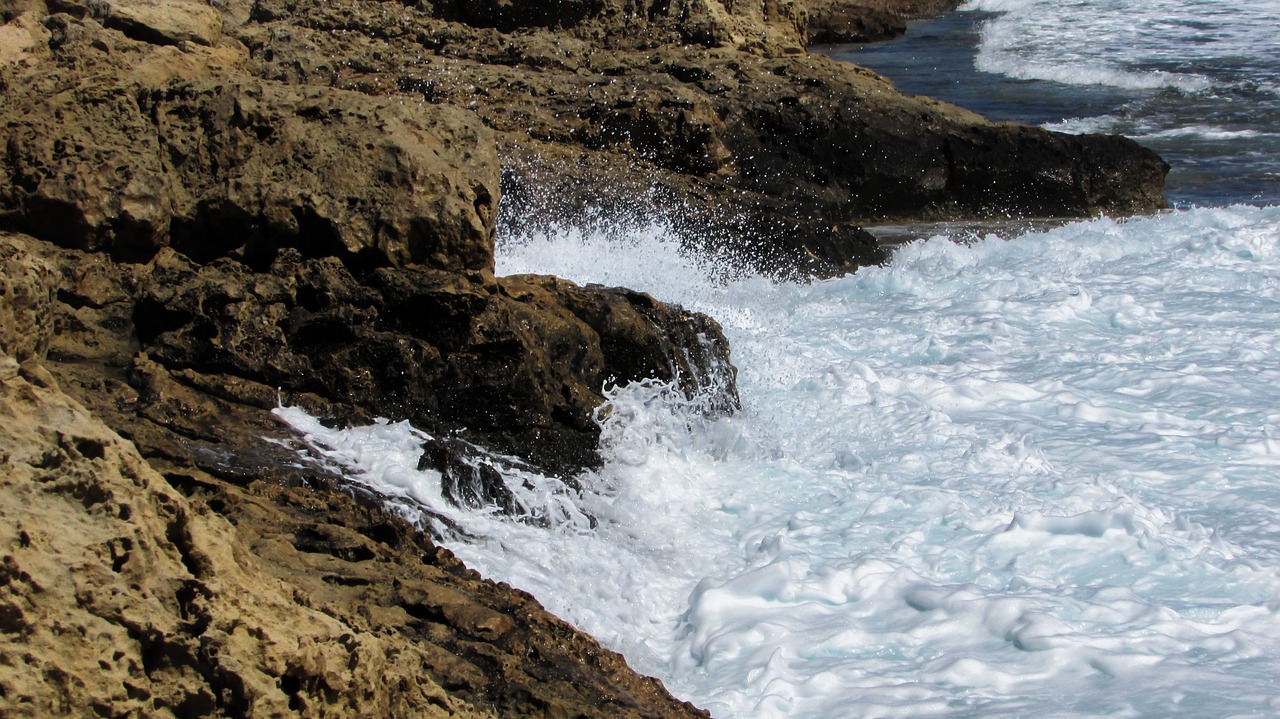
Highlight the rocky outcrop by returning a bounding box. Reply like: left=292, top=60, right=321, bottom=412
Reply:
left=807, top=0, right=961, bottom=45
left=0, top=20, right=498, bottom=270
left=0, top=1, right=740, bottom=710
left=3, top=0, right=1168, bottom=280
left=0, top=6, right=736, bottom=472
left=38, top=238, right=733, bottom=476
left=235, top=0, right=1166, bottom=277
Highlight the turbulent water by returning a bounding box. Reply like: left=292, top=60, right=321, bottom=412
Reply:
left=278, top=2, right=1280, bottom=717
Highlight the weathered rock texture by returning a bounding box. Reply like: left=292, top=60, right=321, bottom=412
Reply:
left=44, top=238, right=732, bottom=475
left=807, top=0, right=961, bottom=44
left=0, top=23, right=498, bottom=270
left=0, top=0, right=741, bottom=711
left=0, top=9, right=737, bottom=472
left=0, top=285, right=708, bottom=717
left=3, top=0, right=1167, bottom=279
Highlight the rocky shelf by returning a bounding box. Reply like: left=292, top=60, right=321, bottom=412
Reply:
left=0, top=0, right=1167, bottom=714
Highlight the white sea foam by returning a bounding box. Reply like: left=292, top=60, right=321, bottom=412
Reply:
left=281, top=205, right=1280, bottom=718
left=960, top=0, right=1278, bottom=94
left=1044, top=117, right=1275, bottom=142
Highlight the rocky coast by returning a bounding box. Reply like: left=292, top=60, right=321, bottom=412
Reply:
left=0, top=0, right=1166, bottom=714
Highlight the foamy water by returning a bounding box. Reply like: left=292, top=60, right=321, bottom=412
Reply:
left=274, top=1, right=1280, bottom=713
left=280, top=205, right=1280, bottom=718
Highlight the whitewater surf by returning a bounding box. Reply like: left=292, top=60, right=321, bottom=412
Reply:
left=278, top=0, right=1280, bottom=715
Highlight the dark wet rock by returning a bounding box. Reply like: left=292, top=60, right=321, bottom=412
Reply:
left=0, top=333, right=710, bottom=718
left=807, top=0, right=962, bottom=45
left=237, top=0, right=1165, bottom=278
left=31, top=235, right=736, bottom=477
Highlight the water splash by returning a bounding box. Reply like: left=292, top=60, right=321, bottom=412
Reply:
left=279, top=205, right=1280, bottom=718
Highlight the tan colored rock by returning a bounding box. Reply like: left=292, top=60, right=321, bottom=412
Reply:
left=0, top=235, right=56, bottom=363
left=0, top=313, right=708, bottom=718
left=240, top=0, right=1165, bottom=278
left=0, top=17, right=500, bottom=271
left=103, top=0, right=224, bottom=46
left=0, top=10, right=48, bottom=65
left=0, top=354, right=462, bottom=716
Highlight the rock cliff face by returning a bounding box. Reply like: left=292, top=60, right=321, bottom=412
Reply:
left=0, top=0, right=1167, bottom=714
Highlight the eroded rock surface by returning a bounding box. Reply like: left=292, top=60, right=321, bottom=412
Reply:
left=807, top=0, right=961, bottom=44
left=0, top=342, right=708, bottom=718
left=4, top=0, right=1167, bottom=279
left=40, top=239, right=732, bottom=475
left=0, top=0, right=739, bottom=709
left=0, top=18, right=498, bottom=271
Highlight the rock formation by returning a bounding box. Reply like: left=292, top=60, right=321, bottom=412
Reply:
left=0, top=0, right=1168, bottom=713
left=4, top=0, right=1166, bottom=279
left=0, top=0, right=735, bottom=712
left=0, top=4, right=737, bottom=472
left=0, top=236, right=708, bottom=716
left=235, top=0, right=1166, bottom=277
left=807, top=0, right=962, bottom=44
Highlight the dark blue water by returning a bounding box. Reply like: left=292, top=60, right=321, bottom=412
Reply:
left=822, top=5, right=1280, bottom=208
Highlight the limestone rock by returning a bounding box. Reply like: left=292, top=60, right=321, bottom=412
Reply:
left=103, top=0, right=224, bottom=46
left=0, top=9, right=48, bottom=64
left=0, top=18, right=500, bottom=271
left=241, top=0, right=1166, bottom=278
left=0, top=351, right=452, bottom=717
left=1, top=231, right=713, bottom=716
left=0, top=235, right=56, bottom=363
left=0, top=341, right=709, bottom=718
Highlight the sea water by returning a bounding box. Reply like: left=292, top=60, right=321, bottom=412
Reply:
left=276, top=2, right=1280, bottom=716
left=828, top=0, right=1280, bottom=207
left=284, top=206, right=1280, bottom=718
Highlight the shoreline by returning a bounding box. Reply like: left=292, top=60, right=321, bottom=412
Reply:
left=0, top=0, right=1171, bottom=715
